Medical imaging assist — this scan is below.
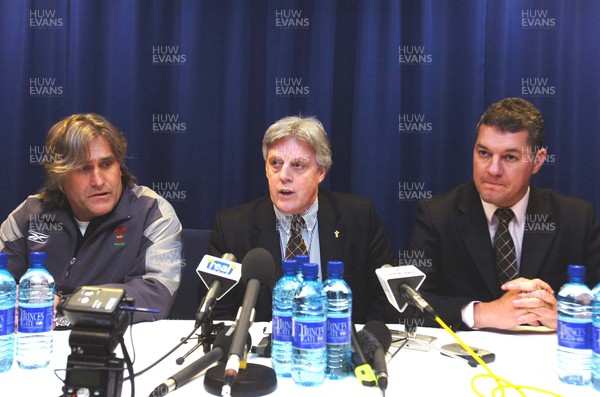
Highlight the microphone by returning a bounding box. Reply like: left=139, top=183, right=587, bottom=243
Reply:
left=375, top=264, right=427, bottom=313
left=358, top=321, right=392, bottom=393
left=399, top=283, right=437, bottom=319
left=221, top=248, right=275, bottom=397
left=149, top=325, right=249, bottom=397
left=195, top=253, right=241, bottom=326
left=351, top=323, right=377, bottom=387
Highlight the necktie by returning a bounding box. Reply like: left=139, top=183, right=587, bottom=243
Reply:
left=494, top=208, right=518, bottom=285
left=285, top=215, right=307, bottom=259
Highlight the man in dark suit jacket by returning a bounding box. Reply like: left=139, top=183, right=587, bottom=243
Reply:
left=208, top=116, right=396, bottom=324
left=408, top=98, right=600, bottom=330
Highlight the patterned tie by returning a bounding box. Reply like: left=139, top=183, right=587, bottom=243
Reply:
left=494, top=208, right=518, bottom=285
left=285, top=215, right=307, bottom=259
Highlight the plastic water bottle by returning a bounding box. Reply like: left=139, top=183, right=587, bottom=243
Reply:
left=271, top=259, right=301, bottom=377
left=557, top=264, right=592, bottom=385
left=591, top=281, right=600, bottom=390
left=291, top=262, right=326, bottom=386
left=323, top=260, right=352, bottom=379
left=0, top=253, right=16, bottom=373
left=17, top=251, right=54, bottom=369
left=295, top=254, right=309, bottom=282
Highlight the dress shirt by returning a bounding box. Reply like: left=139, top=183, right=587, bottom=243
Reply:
left=274, top=198, right=322, bottom=280
left=461, top=188, right=530, bottom=328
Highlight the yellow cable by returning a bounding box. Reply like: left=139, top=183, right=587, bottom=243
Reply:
left=435, top=316, right=564, bottom=397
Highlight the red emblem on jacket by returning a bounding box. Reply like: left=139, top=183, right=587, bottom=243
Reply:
left=113, top=225, right=127, bottom=247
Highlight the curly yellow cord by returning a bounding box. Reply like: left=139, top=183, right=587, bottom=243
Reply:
left=435, top=316, right=564, bottom=397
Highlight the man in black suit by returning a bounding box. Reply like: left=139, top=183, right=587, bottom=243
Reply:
left=208, top=116, right=396, bottom=323
left=408, top=98, right=600, bottom=330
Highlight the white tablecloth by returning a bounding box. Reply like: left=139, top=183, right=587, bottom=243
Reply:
left=0, top=320, right=595, bottom=397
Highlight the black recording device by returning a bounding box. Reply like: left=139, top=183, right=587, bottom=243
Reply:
left=60, top=286, right=133, bottom=397
left=251, top=333, right=272, bottom=358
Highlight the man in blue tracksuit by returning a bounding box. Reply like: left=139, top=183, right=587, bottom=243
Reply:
left=0, top=114, right=182, bottom=322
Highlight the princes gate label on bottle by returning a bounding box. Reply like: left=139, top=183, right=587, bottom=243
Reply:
left=294, top=320, right=326, bottom=349
left=291, top=262, right=326, bottom=386
left=273, top=314, right=293, bottom=342
left=18, top=305, right=53, bottom=334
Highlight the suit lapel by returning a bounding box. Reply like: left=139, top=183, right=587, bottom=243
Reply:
left=520, top=188, right=556, bottom=279
left=457, top=185, right=502, bottom=298
left=250, top=191, right=348, bottom=281
left=316, top=191, right=346, bottom=277
left=250, top=197, right=284, bottom=281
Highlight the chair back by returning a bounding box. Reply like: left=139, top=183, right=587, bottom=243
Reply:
left=168, top=228, right=212, bottom=319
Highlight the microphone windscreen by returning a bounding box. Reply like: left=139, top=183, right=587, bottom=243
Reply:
left=241, top=247, right=275, bottom=284
left=364, top=321, right=392, bottom=352
left=356, top=328, right=381, bottom=364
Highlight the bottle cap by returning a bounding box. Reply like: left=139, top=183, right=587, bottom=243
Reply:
left=295, top=255, right=309, bottom=274
left=282, top=259, right=297, bottom=275
left=567, top=264, right=586, bottom=280
left=29, top=251, right=47, bottom=267
left=327, top=260, right=344, bottom=276
left=301, top=262, right=318, bottom=279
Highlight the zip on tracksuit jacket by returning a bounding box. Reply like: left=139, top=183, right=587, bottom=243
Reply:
left=0, top=184, right=182, bottom=322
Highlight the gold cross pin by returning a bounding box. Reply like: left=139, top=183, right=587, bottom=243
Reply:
left=334, top=230, right=340, bottom=238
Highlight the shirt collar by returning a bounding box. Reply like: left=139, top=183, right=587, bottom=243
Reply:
left=274, top=197, right=319, bottom=235
left=481, top=187, right=530, bottom=227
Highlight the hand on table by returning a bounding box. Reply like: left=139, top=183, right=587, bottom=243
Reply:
left=473, top=277, right=557, bottom=330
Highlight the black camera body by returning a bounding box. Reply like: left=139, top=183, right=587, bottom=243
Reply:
left=60, top=286, right=132, bottom=397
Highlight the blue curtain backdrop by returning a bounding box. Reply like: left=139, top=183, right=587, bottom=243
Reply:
left=1, top=0, right=598, bottom=262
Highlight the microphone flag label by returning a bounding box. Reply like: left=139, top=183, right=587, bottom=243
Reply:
left=376, top=265, right=426, bottom=313
left=196, top=255, right=242, bottom=299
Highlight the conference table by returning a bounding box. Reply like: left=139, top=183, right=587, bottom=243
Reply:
left=0, top=320, right=594, bottom=397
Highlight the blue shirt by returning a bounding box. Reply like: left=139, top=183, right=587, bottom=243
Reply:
left=273, top=198, right=322, bottom=281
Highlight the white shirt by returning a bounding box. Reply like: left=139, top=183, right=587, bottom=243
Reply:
left=461, top=188, right=531, bottom=328
left=75, top=218, right=90, bottom=236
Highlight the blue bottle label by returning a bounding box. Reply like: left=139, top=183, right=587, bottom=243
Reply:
left=0, top=307, right=15, bottom=336
left=292, top=318, right=326, bottom=349
left=272, top=313, right=293, bottom=342
left=593, top=323, right=600, bottom=354
left=18, top=304, right=53, bottom=333
left=327, top=314, right=351, bottom=344
left=558, top=317, right=591, bottom=349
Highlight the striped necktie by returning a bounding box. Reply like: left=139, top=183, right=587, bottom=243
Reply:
left=285, top=215, right=307, bottom=259
left=494, top=208, right=518, bottom=285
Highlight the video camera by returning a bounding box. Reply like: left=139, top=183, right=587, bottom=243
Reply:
left=60, top=286, right=132, bottom=397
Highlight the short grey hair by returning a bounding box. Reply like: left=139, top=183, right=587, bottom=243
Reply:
left=262, top=116, right=333, bottom=170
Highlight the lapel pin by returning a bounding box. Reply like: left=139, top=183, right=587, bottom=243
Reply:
left=334, top=230, right=340, bottom=238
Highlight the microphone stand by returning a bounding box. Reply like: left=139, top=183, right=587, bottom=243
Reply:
left=397, top=307, right=486, bottom=367
left=176, top=319, right=225, bottom=365
left=393, top=306, right=438, bottom=352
